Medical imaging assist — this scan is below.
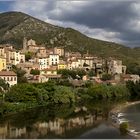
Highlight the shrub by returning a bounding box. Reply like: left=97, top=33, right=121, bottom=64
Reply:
left=119, top=122, right=129, bottom=135
left=30, top=69, right=40, bottom=75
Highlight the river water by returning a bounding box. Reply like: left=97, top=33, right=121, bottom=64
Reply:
left=118, top=102, right=140, bottom=138
left=0, top=101, right=135, bottom=139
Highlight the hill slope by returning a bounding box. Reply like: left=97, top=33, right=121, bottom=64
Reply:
left=0, top=11, right=140, bottom=67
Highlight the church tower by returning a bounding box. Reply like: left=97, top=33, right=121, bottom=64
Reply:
left=23, top=37, right=27, bottom=51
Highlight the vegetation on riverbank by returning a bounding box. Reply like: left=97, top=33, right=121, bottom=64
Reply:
left=119, top=122, right=129, bottom=135
left=0, top=78, right=135, bottom=116
left=126, top=81, right=140, bottom=100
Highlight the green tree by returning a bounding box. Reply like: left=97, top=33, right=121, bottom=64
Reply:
left=12, top=65, right=27, bottom=83
left=25, top=52, right=33, bottom=61
left=101, top=73, right=112, bottom=81
left=5, top=84, right=39, bottom=102
left=76, top=69, right=86, bottom=79
left=30, top=69, right=40, bottom=75
left=126, top=80, right=140, bottom=99
left=0, top=78, right=9, bottom=92
left=88, top=69, right=96, bottom=77
left=58, top=69, right=77, bottom=79
left=52, top=86, right=75, bottom=104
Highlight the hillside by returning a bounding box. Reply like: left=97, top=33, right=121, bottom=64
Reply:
left=0, top=11, right=140, bottom=69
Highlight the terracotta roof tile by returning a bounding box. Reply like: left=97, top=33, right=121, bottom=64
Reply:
left=0, top=71, right=17, bottom=76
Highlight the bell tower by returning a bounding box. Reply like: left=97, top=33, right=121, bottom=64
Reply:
left=23, top=37, right=27, bottom=51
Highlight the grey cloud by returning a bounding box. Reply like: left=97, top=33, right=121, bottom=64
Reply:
left=46, top=1, right=140, bottom=46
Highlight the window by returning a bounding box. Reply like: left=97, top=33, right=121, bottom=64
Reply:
left=14, top=77, right=16, bottom=81
left=11, top=77, right=13, bottom=81
left=7, top=77, right=9, bottom=81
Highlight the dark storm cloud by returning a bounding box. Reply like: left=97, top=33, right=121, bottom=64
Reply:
left=49, top=1, right=136, bottom=31
left=9, top=0, right=140, bottom=47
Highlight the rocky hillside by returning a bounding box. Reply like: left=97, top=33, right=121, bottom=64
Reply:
left=0, top=11, right=140, bottom=68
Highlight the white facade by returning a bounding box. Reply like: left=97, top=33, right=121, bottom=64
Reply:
left=49, top=54, right=59, bottom=66
left=67, top=61, right=79, bottom=70
left=20, top=53, right=25, bottom=63
left=37, top=58, right=49, bottom=70
left=0, top=71, right=17, bottom=87
left=7, top=50, right=25, bottom=65
left=78, top=58, right=94, bottom=68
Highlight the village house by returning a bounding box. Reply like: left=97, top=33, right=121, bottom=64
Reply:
left=0, top=46, right=6, bottom=58
left=0, top=71, right=17, bottom=87
left=49, top=54, right=59, bottom=66
left=17, top=62, right=40, bottom=75
left=40, top=67, right=57, bottom=75
left=40, top=67, right=61, bottom=81
left=67, top=60, right=79, bottom=70
left=6, top=49, right=25, bottom=65
left=36, top=46, right=48, bottom=58
left=78, top=58, right=94, bottom=69
left=122, top=74, right=140, bottom=83
left=108, top=59, right=126, bottom=75
left=35, top=57, right=49, bottom=70
left=58, top=61, right=67, bottom=70
left=54, top=47, right=64, bottom=56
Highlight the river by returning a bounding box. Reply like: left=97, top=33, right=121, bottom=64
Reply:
left=0, top=101, right=135, bottom=139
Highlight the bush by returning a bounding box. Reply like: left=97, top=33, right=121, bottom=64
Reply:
left=119, top=122, right=129, bottom=135
left=101, top=73, right=112, bottom=81
left=30, top=69, right=40, bottom=75
left=52, top=86, right=75, bottom=104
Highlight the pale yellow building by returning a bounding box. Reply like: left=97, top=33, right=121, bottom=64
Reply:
left=0, top=57, right=6, bottom=71
left=58, top=63, right=67, bottom=70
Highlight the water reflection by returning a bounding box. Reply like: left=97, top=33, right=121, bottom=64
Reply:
left=121, top=103, right=140, bottom=138
left=0, top=101, right=126, bottom=139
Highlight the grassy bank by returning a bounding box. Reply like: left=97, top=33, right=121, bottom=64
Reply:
left=0, top=80, right=132, bottom=116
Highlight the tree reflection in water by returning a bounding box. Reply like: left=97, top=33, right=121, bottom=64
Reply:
left=0, top=100, right=124, bottom=139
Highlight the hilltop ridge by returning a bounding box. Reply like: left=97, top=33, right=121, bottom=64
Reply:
left=0, top=11, right=140, bottom=69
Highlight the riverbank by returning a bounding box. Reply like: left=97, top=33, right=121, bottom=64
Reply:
left=111, top=100, right=140, bottom=114
left=109, top=100, right=140, bottom=139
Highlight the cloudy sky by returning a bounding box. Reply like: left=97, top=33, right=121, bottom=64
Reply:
left=0, top=0, right=140, bottom=47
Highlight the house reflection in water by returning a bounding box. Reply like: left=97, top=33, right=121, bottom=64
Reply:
left=0, top=123, right=26, bottom=139
left=0, top=113, right=105, bottom=139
